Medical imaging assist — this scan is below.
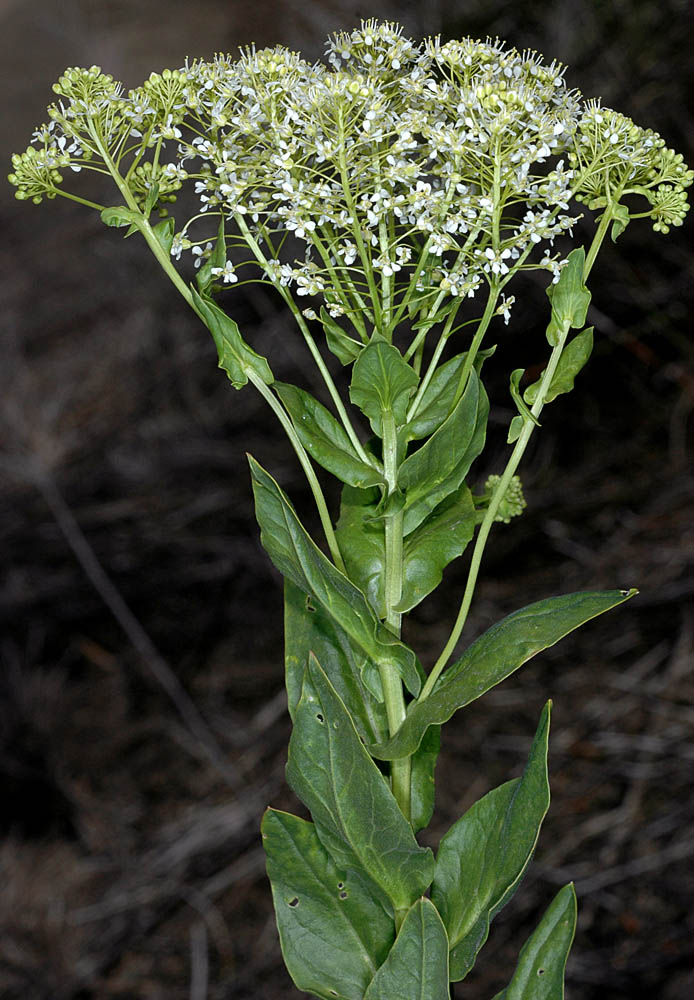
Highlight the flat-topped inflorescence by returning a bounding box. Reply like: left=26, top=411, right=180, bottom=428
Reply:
left=9, top=21, right=691, bottom=343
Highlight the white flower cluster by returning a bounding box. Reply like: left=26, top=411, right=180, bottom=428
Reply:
left=9, top=21, right=692, bottom=336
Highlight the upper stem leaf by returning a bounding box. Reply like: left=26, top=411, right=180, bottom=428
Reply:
left=363, top=898, right=450, bottom=1000
left=349, top=338, right=419, bottom=437
left=275, top=381, right=384, bottom=488
left=284, top=579, right=389, bottom=746
left=545, top=247, right=590, bottom=347
left=492, top=883, right=578, bottom=1000
left=262, top=808, right=395, bottom=1000
left=287, top=655, right=435, bottom=913
left=432, top=703, right=552, bottom=980
left=249, top=456, right=422, bottom=699
left=399, top=369, right=488, bottom=535
left=403, top=347, right=495, bottom=443
left=191, top=286, right=273, bottom=389
left=371, top=589, right=638, bottom=760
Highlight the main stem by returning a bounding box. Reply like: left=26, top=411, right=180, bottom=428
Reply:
left=380, top=410, right=411, bottom=824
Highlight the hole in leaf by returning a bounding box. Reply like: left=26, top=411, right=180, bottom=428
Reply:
left=333, top=721, right=339, bottom=729
left=316, top=713, right=324, bottom=723
left=329, top=993, right=338, bottom=997
left=305, top=596, right=316, bottom=612
left=337, top=882, right=344, bottom=889
left=288, top=897, right=299, bottom=908
left=537, top=968, right=545, bottom=976
left=339, top=890, right=348, bottom=899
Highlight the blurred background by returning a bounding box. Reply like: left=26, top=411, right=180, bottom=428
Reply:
left=1, top=1, right=693, bottom=997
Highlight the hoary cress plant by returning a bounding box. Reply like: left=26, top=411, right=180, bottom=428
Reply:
left=10, top=20, right=691, bottom=999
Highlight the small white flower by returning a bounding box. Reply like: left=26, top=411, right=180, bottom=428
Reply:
left=495, top=294, right=515, bottom=324
left=483, top=246, right=513, bottom=275
left=191, top=242, right=212, bottom=268
left=211, top=260, right=239, bottom=284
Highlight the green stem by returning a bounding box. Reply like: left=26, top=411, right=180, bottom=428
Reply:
left=584, top=204, right=614, bottom=279
left=420, top=333, right=568, bottom=699
left=234, top=215, right=377, bottom=471
left=336, top=110, right=383, bottom=332
left=251, top=378, right=346, bottom=573
left=402, top=290, right=447, bottom=364
left=448, top=284, right=500, bottom=409
left=89, top=125, right=345, bottom=571
left=380, top=410, right=411, bottom=821
left=53, top=187, right=106, bottom=212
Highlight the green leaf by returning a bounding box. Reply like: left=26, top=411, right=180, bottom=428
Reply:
left=524, top=329, right=594, bottom=406
left=399, top=369, right=488, bottom=534
left=363, top=898, right=450, bottom=1000
left=410, top=724, right=440, bottom=834
left=249, top=456, right=422, bottom=699
left=287, top=655, right=435, bottom=912
left=397, top=485, right=476, bottom=613
left=610, top=202, right=631, bottom=243
left=320, top=307, right=364, bottom=365
left=262, top=809, right=395, bottom=1000
left=493, top=884, right=577, bottom=1000
left=350, top=339, right=419, bottom=436
left=335, top=485, right=386, bottom=617
left=545, top=247, right=590, bottom=346
left=509, top=369, right=541, bottom=428
left=409, top=299, right=458, bottom=330
left=371, top=589, right=638, bottom=760
left=432, top=703, right=552, bottom=981
left=196, top=217, right=226, bottom=293
left=191, top=286, right=273, bottom=390
left=507, top=415, right=524, bottom=445
left=100, top=205, right=141, bottom=229
left=275, top=382, right=384, bottom=489
left=403, top=348, right=495, bottom=443
left=143, top=181, right=160, bottom=218
left=284, top=579, right=388, bottom=746
left=152, top=217, right=174, bottom=255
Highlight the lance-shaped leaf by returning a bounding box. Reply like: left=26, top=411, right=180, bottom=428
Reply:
left=143, top=181, right=160, bottom=218
left=372, top=589, right=637, bottom=760
left=493, top=883, right=577, bottom=1000
left=398, top=484, right=476, bottom=613
left=524, top=328, right=594, bottom=405
left=152, top=217, right=175, bottom=255
left=432, top=703, right=552, bottom=981
left=287, top=655, right=435, bottom=912
left=402, top=347, right=495, bottom=442
left=196, top=217, right=226, bottom=293
left=350, top=338, right=419, bottom=436
left=262, top=808, right=394, bottom=1000
left=363, top=898, right=450, bottom=1000
left=250, top=456, right=422, bottom=699
left=410, top=724, right=440, bottom=834
left=509, top=369, right=541, bottom=428
left=399, top=370, right=488, bottom=535
left=284, top=579, right=388, bottom=746
left=335, top=485, right=386, bottom=617
left=610, top=202, right=631, bottom=243
left=100, top=205, right=141, bottom=229
left=275, top=381, right=384, bottom=489
left=192, top=286, right=273, bottom=389
left=545, top=247, right=590, bottom=346
left=320, top=306, right=364, bottom=365
left=335, top=483, right=477, bottom=619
